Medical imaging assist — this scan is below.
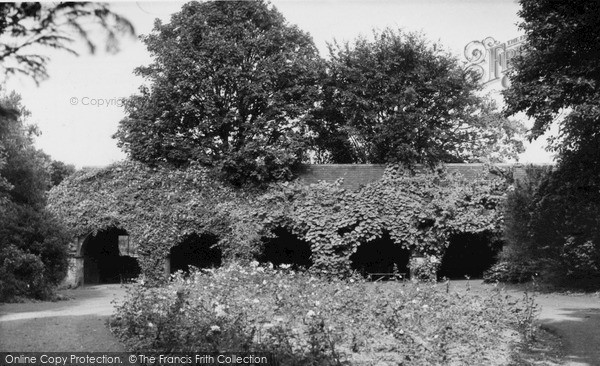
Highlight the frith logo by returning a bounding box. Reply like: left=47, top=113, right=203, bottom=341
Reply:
left=464, top=35, right=526, bottom=88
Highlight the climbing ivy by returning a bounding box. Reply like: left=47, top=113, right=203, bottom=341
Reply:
left=47, top=161, right=239, bottom=281
left=48, top=163, right=507, bottom=280
left=235, top=165, right=506, bottom=275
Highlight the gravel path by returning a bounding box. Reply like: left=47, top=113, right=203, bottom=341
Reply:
left=0, top=285, right=127, bottom=352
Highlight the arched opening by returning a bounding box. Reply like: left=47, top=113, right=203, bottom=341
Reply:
left=350, top=232, right=411, bottom=280
left=438, top=232, right=502, bottom=279
left=169, top=233, right=222, bottom=274
left=258, top=227, right=312, bottom=269
left=81, top=227, right=140, bottom=285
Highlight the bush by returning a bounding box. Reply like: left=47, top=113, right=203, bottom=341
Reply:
left=483, top=261, right=538, bottom=284
left=112, top=262, right=537, bottom=365
left=485, top=166, right=551, bottom=284
left=491, top=164, right=600, bottom=287
left=409, top=255, right=440, bottom=281
left=0, top=203, right=70, bottom=302
left=0, top=245, right=48, bottom=300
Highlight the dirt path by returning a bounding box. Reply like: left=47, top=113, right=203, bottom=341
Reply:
left=0, top=285, right=127, bottom=352
left=534, top=293, right=600, bottom=366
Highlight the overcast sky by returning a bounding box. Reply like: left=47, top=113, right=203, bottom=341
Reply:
left=4, top=0, right=555, bottom=168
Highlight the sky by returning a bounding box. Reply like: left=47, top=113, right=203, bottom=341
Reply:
left=3, top=0, right=556, bottom=168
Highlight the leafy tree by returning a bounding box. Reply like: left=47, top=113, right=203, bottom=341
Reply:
left=0, top=90, right=70, bottom=301
left=501, top=0, right=600, bottom=286
left=0, top=2, right=134, bottom=83
left=311, top=29, right=524, bottom=165
left=504, top=0, right=600, bottom=140
left=0, top=90, right=50, bottom=208
left=114, top=0, right=324, bottom=186
left=49, top=160, right=75, bottom=187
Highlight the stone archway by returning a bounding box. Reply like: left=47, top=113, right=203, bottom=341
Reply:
left=167, top=233, right=222, bottom=274
left=80, top=227, right=140, bottom=285
left=438, top=232, right=501, bottom=279
left=350, top=232, right=411, bottom=280
left=258, top=226, right=312, bottom=269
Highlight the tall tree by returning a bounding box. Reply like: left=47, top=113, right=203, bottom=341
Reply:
left=0, top=90, right=70, bottom=300
left=501, top=0, right=600, bottom=284
left=114, top=0, right=324, bottom=186
left=311, top=29, right=524, bottom=165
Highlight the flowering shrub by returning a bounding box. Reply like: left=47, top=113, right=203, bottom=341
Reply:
left=409, top=255, right=440, bottom=281
left=112, top=263, right=537, bottom=365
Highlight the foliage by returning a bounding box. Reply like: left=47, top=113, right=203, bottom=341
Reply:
left=310, top=28, right=525, bottom=165
left=49, top=160, right=76, bottom=187
left=486, top=164, right=600, bottom=286
left=483, top=261, right=538, bottom=284
left=501, top=1, right=600, bottom=288
left=240, top=165, right=507, bottom=275
left=50, top=161, right=507, bottom=281
left=0, top=2, right=134, bottom=83
left=47, top=161, right=239, bottom=284
left=503, top=0, right=600, bottom=140
left=112, top=263, right=537, bottom=365
left=0, top=244, right=47, bottom=300
left=484, top=166, right=551, bottom=284
left=114, top=0, right=324, bottom=186
left=0, top=90, right=71, bottom=301
left=0, top=203, right=70, bottom=301
left=527, top=170, right=600, bottom=284
left=409, top=255, right=440, bottom=282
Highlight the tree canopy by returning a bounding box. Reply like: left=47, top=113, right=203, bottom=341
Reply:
left=503, top=0, right=600, bottom=192
left=310, top=29, right=525, bottom=165
left=115, top=0, right=324, bottom=186
left=504, top=0, right=600, bottom=139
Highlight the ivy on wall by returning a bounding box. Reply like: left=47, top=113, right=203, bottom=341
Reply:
left=234, top=165, right=507, bottom=274
left=48, top=161, right=238, bottom=281
left=48, top=162, right=507, bottom=280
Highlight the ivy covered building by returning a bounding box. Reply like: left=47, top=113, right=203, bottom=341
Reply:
left=49, top=162, right=527, bottom=287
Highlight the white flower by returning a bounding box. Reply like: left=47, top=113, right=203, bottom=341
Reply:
left=215, top=304, right=227, bottom=317
left=209, top=325, right=221, bottom=332
left=306, top=310, right=316, bottom=318
left=250, top=260, right=259, bottom=268
left=147, top=322, right=154, bottom=328
left=280, top=263, right=291, bottom=269
left=314, top=301, right=321, bottom=306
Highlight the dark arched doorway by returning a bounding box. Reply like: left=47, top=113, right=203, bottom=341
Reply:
left=81, top=227, right=140, bottom=285
left=169, top=233, right=222, bottom=274
left=258, top=227, right=312, bottom=269
left=350, top=232, right=411, bottom=280
left=438, top=232, right=501, bottom=279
